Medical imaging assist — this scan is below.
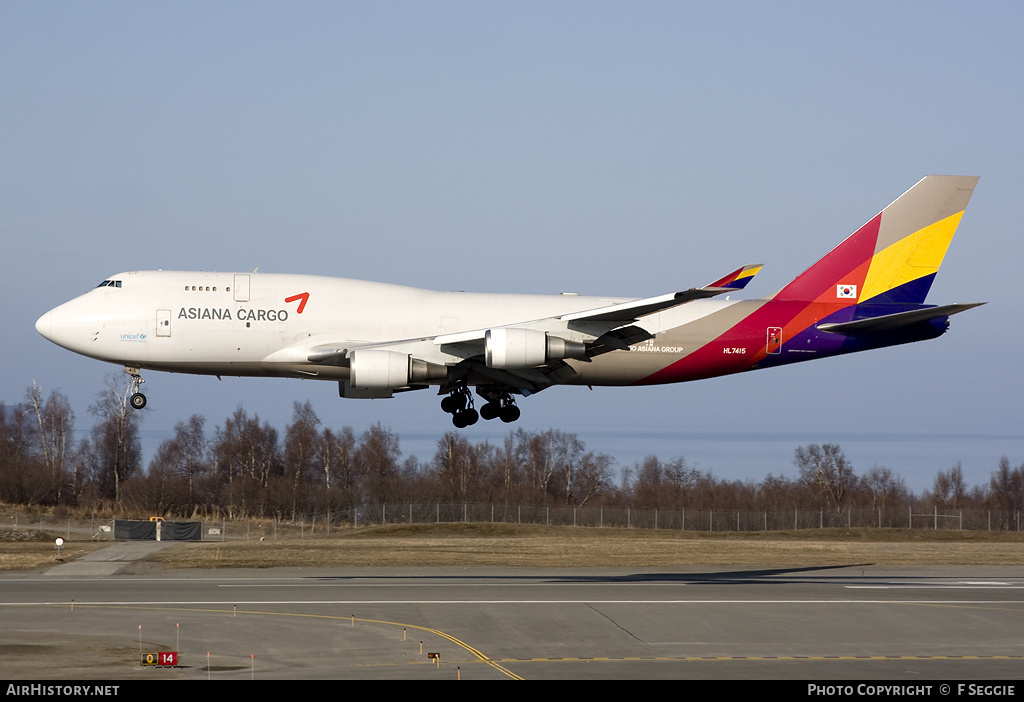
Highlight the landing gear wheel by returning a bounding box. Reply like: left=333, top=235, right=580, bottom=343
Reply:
left=480, top=402, right=500, bottom=421
left=499, top=404, right=520, bottom=423
left=452, top=408, right=479, bottom=428
left=125, top=367, right=147, bottom=410
left=444, top=386, right=477, bottom=428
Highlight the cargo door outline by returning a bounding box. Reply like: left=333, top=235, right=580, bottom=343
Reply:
left=233, top=274, right=250, bottom=302
left=156, top=309, right=172, bottom=337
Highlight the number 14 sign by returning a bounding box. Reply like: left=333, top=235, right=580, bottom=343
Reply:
left=141, top=651, right=178, bottom=667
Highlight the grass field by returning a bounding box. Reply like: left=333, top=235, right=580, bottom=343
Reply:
left=3, top=523, right=1023, bottom=570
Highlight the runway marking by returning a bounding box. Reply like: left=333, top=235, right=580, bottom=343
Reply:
left=3, top=601, right=1021, bottom=678
left=3, top=598, right=1024, bottom=605
left=0, top=602, right=524, bottom=680
left=847, top=585, right=1024, bottom=589
left=493, top=654, right=1024, bottom=663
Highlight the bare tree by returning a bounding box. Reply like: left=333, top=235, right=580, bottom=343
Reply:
left=211, top=406, right=280, bottom=517
left=433, top=432, right=483, bottom=502
left=630, top=455, right=700, bottom=508
left=85, top=375, right=143, bottom=508
left=988, top=456, right=1024, bottom=526
left=794, top=443, right=856, bottom=519
left=932, top=461, right=967, bottom=509
left=355, top=423, right=402, bottom=504
left=319, top=425, right=358, bottom=503
left=567, top=450, right=612, bottom=507
left=26, top=383, right=74, bottom=504
left=861, top=465, right=908, bottom=515
left=149, top=414, right=209, bottom=515
left=0, top=400, right=46, bottom=504
left=283, top=401, right=321, bottom=518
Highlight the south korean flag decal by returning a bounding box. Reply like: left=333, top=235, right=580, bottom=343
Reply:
left=836, top=284, right=857, bottom=299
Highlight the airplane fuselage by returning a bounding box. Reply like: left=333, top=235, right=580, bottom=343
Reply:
left=33, top=270, right=737, bottom=384
left=35, top=269, right=946, bottom=388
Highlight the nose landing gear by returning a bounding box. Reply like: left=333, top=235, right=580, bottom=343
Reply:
left=126, top=366, right=147, bottom=410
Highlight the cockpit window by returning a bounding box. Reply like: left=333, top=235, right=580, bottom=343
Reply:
left=96, top=280, right=122, bottom=288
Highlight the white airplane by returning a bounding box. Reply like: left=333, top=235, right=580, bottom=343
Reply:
left=36, top=176, right=982, bottom=427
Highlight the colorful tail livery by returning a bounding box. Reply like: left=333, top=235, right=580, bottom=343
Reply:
left=638, top=175, right=981, bottom=385
left=35, top=176, right=981, bottom=427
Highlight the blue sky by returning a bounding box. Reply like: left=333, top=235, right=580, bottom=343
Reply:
left=3, top=2, right=1022, bottom=492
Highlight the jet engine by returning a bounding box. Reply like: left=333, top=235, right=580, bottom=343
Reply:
left=484, top=328, right=587, bottom=369
left=349, top=349, right=447, bottom=389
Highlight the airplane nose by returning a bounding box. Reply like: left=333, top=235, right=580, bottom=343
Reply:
left=35, top=310, right=52, bottom=340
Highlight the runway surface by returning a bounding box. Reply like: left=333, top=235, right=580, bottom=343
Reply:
left=1, top=547, right=1023, bottom=680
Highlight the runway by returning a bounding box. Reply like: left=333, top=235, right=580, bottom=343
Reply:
left=2, top=556, right=1024, bottom=680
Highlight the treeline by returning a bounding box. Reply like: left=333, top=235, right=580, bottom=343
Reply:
left=2, top=377, right=1023, bottom=523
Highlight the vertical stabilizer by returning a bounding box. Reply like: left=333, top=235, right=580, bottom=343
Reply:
left=772, top=176, right=978, bottom=305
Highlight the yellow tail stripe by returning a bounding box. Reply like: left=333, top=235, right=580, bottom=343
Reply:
left=860, top=210, right=964, bottom=302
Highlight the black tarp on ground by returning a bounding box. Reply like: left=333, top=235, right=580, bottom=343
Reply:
left=113, top=520, right=203, bottom=541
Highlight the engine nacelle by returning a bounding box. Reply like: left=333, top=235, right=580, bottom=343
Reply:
left=349, top=350, right=446, bottom=389
left=484, top=328, right=587, bottom=369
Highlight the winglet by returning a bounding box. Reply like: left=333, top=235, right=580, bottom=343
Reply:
left=707, top=264, right=763, bottom=290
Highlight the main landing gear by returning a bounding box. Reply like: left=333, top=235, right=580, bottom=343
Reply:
left=126, top=366, right=147, bottom=410
left=440, top=386, right=521, bottom=427
left=440, top=387, right=477, bottom=428
left=479, top=389, right=521, bottom=424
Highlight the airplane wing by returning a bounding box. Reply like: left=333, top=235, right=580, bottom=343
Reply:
left=302, top=264, right=763, bottom=394
left=434, top=263, right=763, bottom=344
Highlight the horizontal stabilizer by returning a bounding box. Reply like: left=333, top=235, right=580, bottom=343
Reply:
left=817, top=303, right=984, bottom=335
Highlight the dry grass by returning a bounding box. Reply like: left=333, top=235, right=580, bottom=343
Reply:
left=0, top=541, right=111, bottom=571
left=145, top=523, right=1024, bottom=569
left=3, top=523, right=1023, bottom=571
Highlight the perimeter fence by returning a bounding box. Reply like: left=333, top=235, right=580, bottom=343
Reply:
left=288, top=503, right=1023, bottom=534
left=2, top=504, right=1021, bottom=541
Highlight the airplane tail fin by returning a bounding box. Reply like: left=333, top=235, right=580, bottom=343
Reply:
left=771, top=175, right=978, bottom=305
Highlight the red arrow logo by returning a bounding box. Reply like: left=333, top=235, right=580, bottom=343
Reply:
left=285, top=292, right=310, bottom=314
